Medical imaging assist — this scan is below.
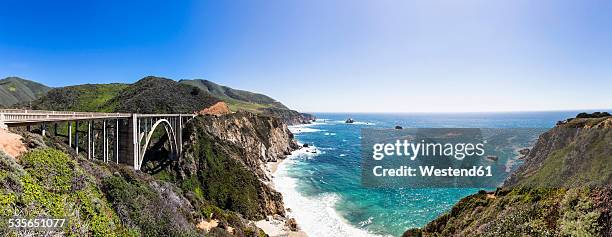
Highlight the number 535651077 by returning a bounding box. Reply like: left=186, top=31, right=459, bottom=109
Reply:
left=7, top=217, right=66, bottom=229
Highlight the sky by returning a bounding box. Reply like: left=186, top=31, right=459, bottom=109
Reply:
left=1, top=0, right=611, bottom=113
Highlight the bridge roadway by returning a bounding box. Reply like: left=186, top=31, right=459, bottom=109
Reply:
left=0, top=109, right=194, bottom=170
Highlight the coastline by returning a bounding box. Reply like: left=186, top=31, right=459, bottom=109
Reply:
left=264, top=121, right=383, bottom=237
left=256, top=143, right=310, bottom=236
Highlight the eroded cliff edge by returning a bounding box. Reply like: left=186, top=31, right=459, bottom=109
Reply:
left=405, top=114, right=612, bottom=237
left=175, top=111, right=299, bottom=220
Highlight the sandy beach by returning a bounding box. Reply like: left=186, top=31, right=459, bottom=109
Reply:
left=257, top=151, right=308, bottom=237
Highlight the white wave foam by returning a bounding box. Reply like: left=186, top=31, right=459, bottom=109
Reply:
left=287, top=146, right=322, bottom=159
left=289, top=121, right=329, bottom=134
left=274, top=152, right=382, bottom=237
left=290, top=127, right=324, bottom=134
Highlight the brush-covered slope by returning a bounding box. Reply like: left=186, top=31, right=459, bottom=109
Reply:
left=505, top=116, right=612, bottom=188
left=108, top=76, right=220, bottom=114
left=179, top=79, right=288, bottom=111
left=0, top=77, right=51, bottom=107
left=405, top=113, right=612, bottom=237
left=180, top=79, right=315, bottom=124
left=31, top=83, right=128, bottom=112
left=29, top=76, right=220, bottom=114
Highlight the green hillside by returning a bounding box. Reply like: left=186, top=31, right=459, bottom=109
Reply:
left=32, top=83, right=128, bottom=112
left=0, top=77, right=51, bottom=107
left=109, top=76, right=220, bottom=114
left=179, top=79, right=288, bottom=113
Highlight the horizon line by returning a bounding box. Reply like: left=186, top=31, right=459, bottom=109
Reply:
left=303, top=108, right=612, bottom=114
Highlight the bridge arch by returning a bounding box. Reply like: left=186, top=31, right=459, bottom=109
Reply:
left=138, top=118, right=179, bottom=170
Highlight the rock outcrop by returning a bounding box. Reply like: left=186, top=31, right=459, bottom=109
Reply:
left=261, top=107, right=316, bottom=125
left=199, top=101, right=232, bottom=116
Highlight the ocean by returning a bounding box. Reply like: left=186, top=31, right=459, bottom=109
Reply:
left=274, top=111, right=582, bottom=237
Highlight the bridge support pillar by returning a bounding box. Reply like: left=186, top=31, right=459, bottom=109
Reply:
left=116, top=119, right=119, bottom=164
left=88, top=121, right=92, bottom=160
left=68, top=122, right=72, bottom=148
left=103, top=120, right=107, bottom=162
left=179, top=115, right=183, bottom=155
left=118, top=116, right=137, bottom=169
left=75, top=121, right=79, bottom=154
left=0, top=113, right=6, bottom=130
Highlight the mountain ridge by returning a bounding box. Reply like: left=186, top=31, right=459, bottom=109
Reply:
left=0, top=77, right=51, bottom=107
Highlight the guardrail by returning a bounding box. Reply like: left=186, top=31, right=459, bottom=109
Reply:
left=0, top=110, right=133, bottom=123
left=0, top=110, right=197, bottom=124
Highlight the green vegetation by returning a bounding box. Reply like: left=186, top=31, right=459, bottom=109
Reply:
left=185, top=133, right=262, bottom=220
left=411, top=187, right=603, bottom=237
left=558, top=188, right=601, bottom=236
left=0, top=148, right=132, bottom=236
left=179, top=79, right=288, bottom=111
left=101, top=172, right=198, bottom=237
left=109, top=76, right=219, bottom=114
left=179, top=79, right=314, bottom=123
left=32, top=83, right=128, bottom=112
left=518, top=146, right=570, bottom=187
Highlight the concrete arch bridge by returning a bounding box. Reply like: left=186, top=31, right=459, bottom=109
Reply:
left=0, top=109, right=194, bottom=170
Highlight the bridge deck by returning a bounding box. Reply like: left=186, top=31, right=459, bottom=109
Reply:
left=0, top=109, right=193, bottom=124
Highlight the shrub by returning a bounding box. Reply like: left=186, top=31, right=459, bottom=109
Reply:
left=1, top=148, right=132, bottom=236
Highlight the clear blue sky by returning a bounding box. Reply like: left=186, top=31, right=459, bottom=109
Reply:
left=1, top=0, right=611, bottom=112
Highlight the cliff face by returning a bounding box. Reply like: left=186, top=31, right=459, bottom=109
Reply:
left=261, top=107, right=316, bottom=125
left=406, top=115, right=612, bottom=237
left=505, top=117, right=612, bottom=188
left=177, top=112, right=299, bottom=220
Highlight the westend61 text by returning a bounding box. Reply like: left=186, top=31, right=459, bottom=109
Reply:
left=372, top=165, right=493, bottom=177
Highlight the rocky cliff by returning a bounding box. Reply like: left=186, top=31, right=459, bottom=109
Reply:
left=175, top=112, right=299, bottom=220
left=261, top=107, right=316, bottom=125
left=405, top=113, right=612, bottom=237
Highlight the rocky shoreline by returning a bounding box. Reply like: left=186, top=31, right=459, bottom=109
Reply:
left=182, top=111, right=310, bottom=236
left=256, top=148, right=310, bottom=237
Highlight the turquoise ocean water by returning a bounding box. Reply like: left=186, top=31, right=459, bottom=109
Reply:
left=273, top=112, right=582, bottom=237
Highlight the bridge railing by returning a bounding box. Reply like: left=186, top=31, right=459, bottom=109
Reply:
left=136, top=114, right=195, bottom=118
left=0, top=110, right=132, bottom=123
